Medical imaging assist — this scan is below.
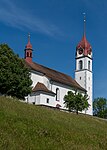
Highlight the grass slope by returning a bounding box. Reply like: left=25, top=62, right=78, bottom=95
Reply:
left=0, top=96, right=107, bottom=150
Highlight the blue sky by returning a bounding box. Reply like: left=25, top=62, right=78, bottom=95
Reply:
left=0, top=0, right=107, bottom=99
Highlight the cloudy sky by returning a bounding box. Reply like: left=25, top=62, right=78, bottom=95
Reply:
left=0, top=0, right=107, bottom=99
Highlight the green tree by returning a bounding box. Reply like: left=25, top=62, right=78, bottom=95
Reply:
left=64, top=91, right=89, bottom=114
left=93, top=97, right=107, bottom=118
left=0, top=44, right=32, bottom=99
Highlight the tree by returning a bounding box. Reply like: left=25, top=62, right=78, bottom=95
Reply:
left=0, top=44, right=32, bottom=99
left=93, top=97, right=107, bottom=118
left=64, top=91, right=89, bottom=114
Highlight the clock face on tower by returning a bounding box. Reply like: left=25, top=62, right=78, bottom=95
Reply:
left=78, top=48, right=83, bottom=55
left=88, top=48, right=92, bottom=55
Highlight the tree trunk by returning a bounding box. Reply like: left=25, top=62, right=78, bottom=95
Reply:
left=76, top=110, right=78, bottom=115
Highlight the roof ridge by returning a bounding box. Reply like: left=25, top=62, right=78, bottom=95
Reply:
left=33, top=61, right=71, bottom=77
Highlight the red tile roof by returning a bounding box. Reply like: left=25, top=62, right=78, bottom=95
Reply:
left=25, top=61, right=86, bottom=92
left=76, top=34, right=92, bottom=56
left=32, top=82, right=55, bottom=95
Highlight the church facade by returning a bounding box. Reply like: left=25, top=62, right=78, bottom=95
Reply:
left=24, top=20, right=93, bottom=115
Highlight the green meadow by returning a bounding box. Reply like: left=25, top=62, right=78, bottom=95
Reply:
left=0, top=96, right=107, bottom=150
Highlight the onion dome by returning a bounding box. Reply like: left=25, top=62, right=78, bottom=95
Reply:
left=25, top=33, right=32, bottom=49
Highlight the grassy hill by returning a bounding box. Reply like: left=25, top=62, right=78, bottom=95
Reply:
left=0, top=96, right=107, bottom=150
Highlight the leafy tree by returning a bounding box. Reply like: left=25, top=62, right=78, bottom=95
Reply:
left=93, top=97, right=107, bottom=118
left=64, top=91, right=89, bottom=114
left=0, top=44, right=32, bottom=99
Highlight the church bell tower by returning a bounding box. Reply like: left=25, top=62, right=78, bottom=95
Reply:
left=75, top=15, right=93, bottom=115
left=25, top=34, right=33, bottom=63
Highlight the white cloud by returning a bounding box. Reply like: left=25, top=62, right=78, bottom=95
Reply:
left=0, top=0, right=62, bottom=37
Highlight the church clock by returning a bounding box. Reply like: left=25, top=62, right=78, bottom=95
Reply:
left=78, top=48, right=83, bottom=55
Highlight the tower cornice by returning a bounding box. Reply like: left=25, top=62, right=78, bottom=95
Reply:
left=75, top=55, right=93, bottom=60
left=75, top=69, right=93, bottom=73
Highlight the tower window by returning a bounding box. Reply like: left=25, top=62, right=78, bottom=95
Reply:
left=79, top=60, right=83, bottom=70
left=27, top=52, right=29, bottom=57
left=88, top=61, right=90, bottom=70
left=30, top=52, right=32, bottom=57
left=80, top=77, right=81, bottom=80
left=56, top=88, right=60, bottom=101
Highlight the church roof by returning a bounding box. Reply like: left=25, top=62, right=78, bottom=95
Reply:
left=25, top=61, right=86, bottom=92
left=76, top=34, right=92, bottom=56
left=32, top=82, right=55, bottom=95
left=76, top=15, right=92, bottom=56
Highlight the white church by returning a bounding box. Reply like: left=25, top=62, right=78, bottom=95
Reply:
left=24, top=18, right=93, bottom=115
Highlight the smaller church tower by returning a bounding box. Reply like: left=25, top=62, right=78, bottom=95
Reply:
left=75, top=15, right=93, bottom=115
left=25, top=34, right=33, bottom=63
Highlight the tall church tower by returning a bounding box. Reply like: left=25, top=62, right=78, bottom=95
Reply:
left=75, top=16, right=93, bottom=115
left=25, top=34, right=33, bottom=63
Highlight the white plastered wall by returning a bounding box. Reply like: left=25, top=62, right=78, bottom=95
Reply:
left=75, top=57, right=93, bottom=115
left=51, top=81, right=76, bottom=109
left=27, top=70, right=86, bottom=112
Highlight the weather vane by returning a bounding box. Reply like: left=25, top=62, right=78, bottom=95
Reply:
left=83, top=13, right=86, bottom=35
left=28, top=33, right=30, bottom=41
left=83, top=12, right=86, bottom=22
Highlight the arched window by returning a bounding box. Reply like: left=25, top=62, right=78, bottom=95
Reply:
left=88, top=61, right=90, bottom=70
left=30, top=52, right=32, bottom=58
left=27, top=52, right=29, bottom=57
left=79, top=60, right=83, bottom=70
left=56, top=88, right=60, bottom=101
